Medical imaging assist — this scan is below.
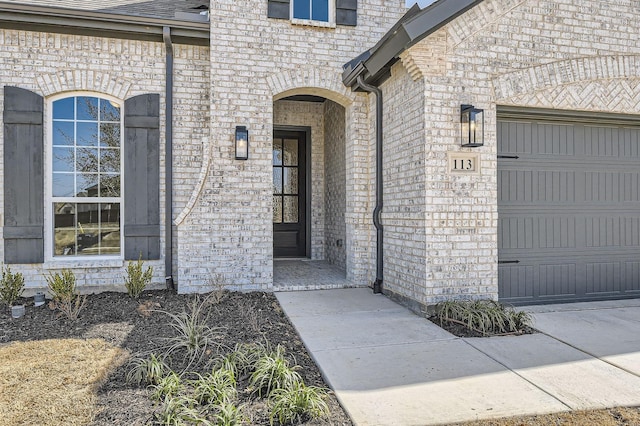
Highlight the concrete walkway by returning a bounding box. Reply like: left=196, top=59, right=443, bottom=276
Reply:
left=276, top=289, right=640, bottom=425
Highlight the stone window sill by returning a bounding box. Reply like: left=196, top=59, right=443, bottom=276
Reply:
left=291, top=18, right=336, bottom=29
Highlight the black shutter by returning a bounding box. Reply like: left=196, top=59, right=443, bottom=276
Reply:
left=268, top=0, right=290, bottom=19
left=336, top=0, right=357, bottom=26
left=3, top=86, right=44, bottom=264
left=124, top=94, right=160, bottom=260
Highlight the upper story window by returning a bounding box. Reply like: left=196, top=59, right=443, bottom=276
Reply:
left=49, top=95, right=122, bottom=258
left=293, top=0, right=330, bottom=22
left=268, top=0, right=356, bottom=27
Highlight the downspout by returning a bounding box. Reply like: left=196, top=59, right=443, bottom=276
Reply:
left=355, top=75, right=384, bottom=294
left=163, top=26, right=175, bottom=291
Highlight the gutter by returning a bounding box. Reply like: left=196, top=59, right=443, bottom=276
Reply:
left=0, top=2, right=209, bottom=45
left=163, top=27, right=175, bottom=291
left=355, top=76, right=384, bottom=294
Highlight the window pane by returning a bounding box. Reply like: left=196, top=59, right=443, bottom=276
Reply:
left=273, top=196, right=282, bottom=223
left=53, top=147, right=74, bottom=172
left=77, top=147, right=98, bottom=174
left=77, top=173, right=99, bottom=197
left=273, top=168, right=283, bottom=194
left=52, top=121, right=74, bottom=146
left=100, top=174, right=120, bottom=197
left=283, top=167, right=298, bottom=194
left=76, top=203, right=100, bottom=256
left=51, top=96, right=122, bottom=258
left=273, top=139, right=283, bottom=166
left=100, top=123, right=121, bottom=148
left=77, top=122, right=99, bottom=146
left=77, top=97, right=99, bottom=121
left=100, top=203, right=121, bottom=255
left=53, top=98, right=74, bottom=120
left=54, top=202, right=76, bottom=255
left=283, top=139, right=298, bottom=166
left=311, top=0, right=329, bottom=21
left=284, top=196, right=298, bottom=223
left=100, top=100, right=121, bottom=122
left=100, top=148, right=120, bottom=173
left=293, top=0, right=310, bottom=19
left=52, top=173, right=75, bottom=197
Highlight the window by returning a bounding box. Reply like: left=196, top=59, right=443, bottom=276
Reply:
left=291, top=0, right=333, bottom=23
left=49, top=95, right=122, bottom=257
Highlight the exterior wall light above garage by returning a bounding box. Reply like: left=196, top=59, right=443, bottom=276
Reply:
left=461, top=104, right=484, bottom=147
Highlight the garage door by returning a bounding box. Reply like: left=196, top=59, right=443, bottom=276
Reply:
left=498, top=107, right=640, bottom=304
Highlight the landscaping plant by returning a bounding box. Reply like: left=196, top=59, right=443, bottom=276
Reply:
left=155, top=395, right=209, bottom=426
left=192, top=368, right=237, bottom=405
left=151, top=371, right=184, bottom=401
left=213, top=342, right=269, bottom=380
left=269, top=381, right=330, bottom=426
left=212, top=402, right=247, bottom=426
left=125, top=256, right=153, bottom=299
left=46, top=269, right=87, bottom=321
left=161, top=296, right=223, bottom=370
left=434, top=299, right=532, bottom=336
left=0, top=264, right=24, bottom=307
left=249, top=345, right=303, bottom=398
left=126, top=353, right=169, bottom=386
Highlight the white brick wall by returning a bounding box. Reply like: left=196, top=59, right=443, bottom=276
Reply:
left=323, top=100, right=347, bottom=269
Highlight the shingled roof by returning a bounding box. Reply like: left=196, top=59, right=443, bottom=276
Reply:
left=0, top=0, right=208, bottom=20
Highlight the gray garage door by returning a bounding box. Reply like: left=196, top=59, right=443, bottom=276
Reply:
left=498, top=107, right=640, bottom=304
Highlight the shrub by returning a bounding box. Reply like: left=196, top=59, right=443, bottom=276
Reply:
left=125, top=256, right=153, bottom=299
left=46, top=269, right=87, bottom=321
left=249, top=345, right=302, bottom=398
left=434, top=299, right=533, bottom=336
left=193, top=368, right=237, bottom=405
left=126, top=353, right=169, bottom=386
left=269, top=382, right=330, bottom=426
left=161, top=296, right=223, bottom=369
left=0, top=264, right=25, bottom=307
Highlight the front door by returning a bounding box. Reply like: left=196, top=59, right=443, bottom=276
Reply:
left=273, top=130, right=307, bottom=257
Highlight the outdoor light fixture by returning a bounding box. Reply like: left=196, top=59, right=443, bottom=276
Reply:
left=235, top=125, right=248, bottom=160
left=461, top=104, right=484, bottom=147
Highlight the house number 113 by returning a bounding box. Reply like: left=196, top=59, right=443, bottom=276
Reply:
left=448, top=153, right=479, bottom=174
left=453, top=158, right=474, bottom=170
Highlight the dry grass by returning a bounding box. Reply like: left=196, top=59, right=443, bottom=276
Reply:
left=456, top=406, right=640, bottom=425
left=0, top=338, right=128, bottom=426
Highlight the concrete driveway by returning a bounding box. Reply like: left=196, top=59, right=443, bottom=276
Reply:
left=276, top=289, right=640, bottom=426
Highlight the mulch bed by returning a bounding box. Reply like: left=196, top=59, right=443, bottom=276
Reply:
left=0, top=290, right=353, bottom=425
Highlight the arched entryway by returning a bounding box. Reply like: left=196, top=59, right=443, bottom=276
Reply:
left=272, top=92, right=352, bottom=289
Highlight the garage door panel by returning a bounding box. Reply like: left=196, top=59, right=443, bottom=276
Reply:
left=586, top=261, right=621, bottom=294
left=624, top=262, right=640, bottom=292
left=499, top=215, right=577, bottom=250
left=498, top=265, right=535, bottom=300
left=499, top=121, right=577, bottom=156
left=584, top=125, right=640, bottom=158
left=498, top=110, right=640, bottom=303
left=539, top=263, right=577, bottom=297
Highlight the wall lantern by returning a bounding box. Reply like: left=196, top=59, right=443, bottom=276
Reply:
left=460, top=104, right=484, bottom=147
left=235, top=126, right=249, bottom=160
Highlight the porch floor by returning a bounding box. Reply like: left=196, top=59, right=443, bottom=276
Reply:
left=273, top=259, right=362, bottom=291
